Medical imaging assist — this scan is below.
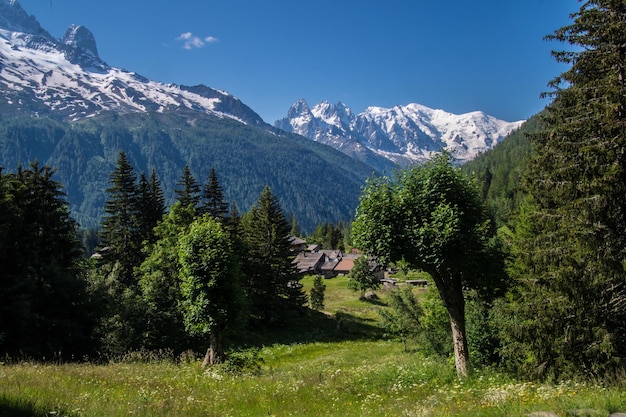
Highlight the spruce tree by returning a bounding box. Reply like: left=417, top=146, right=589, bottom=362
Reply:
left=243, top=186, right=305, bottom=322
left=508, top=0, right=626, bottom=378
left=0, top=163, right=94, bottom=358
left=200, top=167, right=229, bottom=220
left=175, top=165, right=201, bottom=210
left=136, top=169, right=165, bottom=246
left=100, top=150, right=142, bottom=288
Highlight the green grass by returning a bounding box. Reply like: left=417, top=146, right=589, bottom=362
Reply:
left=1, top=346, right=625, bottom=417
left=1, top=275, right=625, bottom=417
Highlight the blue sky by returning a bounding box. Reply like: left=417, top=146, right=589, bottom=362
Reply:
left=19, top=0, right=579, bottom=124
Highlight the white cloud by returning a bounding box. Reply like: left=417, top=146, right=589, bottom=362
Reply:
left=176, top=32, right=218, bottom=49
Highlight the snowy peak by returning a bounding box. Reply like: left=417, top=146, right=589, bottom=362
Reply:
left=62, top=24, right=99, bottom=59
left=276, top=99, right=525, bottom=170
left=0, top=0, right=265, bottom=125
left=0, top=0, right=50, bottom=37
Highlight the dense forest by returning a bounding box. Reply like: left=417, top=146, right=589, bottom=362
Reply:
left=0, top=153, right=310, bottom=364
left=1, top=0, right=626, bottom=382
left=0, top=111, right=373, bottom=232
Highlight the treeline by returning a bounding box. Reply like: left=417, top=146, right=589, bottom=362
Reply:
left=0, top=151, right=308, bottom=363
left=0, top=111, right=372, bottom=233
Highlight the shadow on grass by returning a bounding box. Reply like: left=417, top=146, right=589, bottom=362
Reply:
left=0, top=396, right=69, bottom=417
left=232, top=307, right=385, bottom=347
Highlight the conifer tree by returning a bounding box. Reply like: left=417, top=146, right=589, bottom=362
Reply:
left=0, top=163, right=94, bottom=358
left=309, top=275, right=326, bottom=311
left=100, top=150, right=142, bottom=287
left=136, top=170, right=165, bottom=246
left=507, top=0, right=626, bottom=378
left=174, top=165, right=201, bottom=210
left=200, top=167, right=229, bottom=220
left=243, top=186, right=305, bottom=322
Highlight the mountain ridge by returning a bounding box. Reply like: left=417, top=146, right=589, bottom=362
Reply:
left=275, top=99, right=524, bottom=171
left=0, top=0, right=267, bottom=126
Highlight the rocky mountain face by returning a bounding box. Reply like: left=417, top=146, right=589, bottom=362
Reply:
left=0, top=0, right=265, bottom=125
left=275, top=99, right=525, bottom=172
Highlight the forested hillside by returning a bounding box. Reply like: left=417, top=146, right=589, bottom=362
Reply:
left=0, top=112, right=374, bottom=232
left=460, top=113, right=543, bottom=225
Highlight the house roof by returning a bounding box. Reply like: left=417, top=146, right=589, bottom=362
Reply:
left=293, top=251, right=325, bottom=274
left=334, top=258, right=355, bottom=273
left=289, top=236, right=307, bottom=245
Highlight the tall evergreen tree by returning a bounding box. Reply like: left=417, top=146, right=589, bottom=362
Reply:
left=200, top=167, right=229, bottom=220
left=175, top=165, right=201, bottom=210
left=136, top=169, right=166, bottom=246
left=0, top=163, right=94, bottom=358
left=100, top=150, right=142, bottom=288
left=243, top=186, right=305, bottom=322
left=506, top=0, right=626, bottom=378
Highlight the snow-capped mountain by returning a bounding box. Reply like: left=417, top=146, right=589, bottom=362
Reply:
left=0, top=0, right=264, bottom=125
left=275, top=99, right=525, bottom=171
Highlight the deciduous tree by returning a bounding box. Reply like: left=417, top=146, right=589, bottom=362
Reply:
left=352, top=153, right=501, bottom=378
left=178, top=216, right=243, bottom=366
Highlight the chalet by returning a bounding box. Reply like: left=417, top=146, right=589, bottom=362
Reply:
left=288, top=236, right=307, bottom=253
left=290, top=237, right=382, bottom=278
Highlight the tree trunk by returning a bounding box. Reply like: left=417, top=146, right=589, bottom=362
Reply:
left=448, top=302, right=469, bottom=378
left=430, top=270, right=470, bottom=378
left=202, top=331, right=225, bottom=367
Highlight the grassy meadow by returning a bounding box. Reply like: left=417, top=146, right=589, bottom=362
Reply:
left=1, top=274, right=625, bottom=417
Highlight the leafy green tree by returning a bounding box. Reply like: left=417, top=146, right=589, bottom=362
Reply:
left=347, top=255, right=380, bottom=298
left=503, top=0, right=626, bottom=379
left=352, top=153, right=502, bottom=378
left=178, top=216, right=243, bottom=366
left=309, top=275, right=326, bottom=311
left=243, top=186, right=305, bottom=322
left=136, top=202, right=195, bottom=351
left=200, top=167, right=229, bottom=220
left=175, top=165, right=201, bottom=210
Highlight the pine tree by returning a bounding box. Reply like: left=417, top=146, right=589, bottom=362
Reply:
left=309, top=275, right=326, bottom=311
left=243, top=186, right=305, bottom=322
left=508, top=0, right=626, bottom=378
left=200, top=167, right=229, bottom=220
left=0, top=162, right=94, bottom=358
left=175, top=165, right=201, bottom=210
left=136, top=169, right=166, bottom=246
left=100, top=150, right=142, bottom=287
